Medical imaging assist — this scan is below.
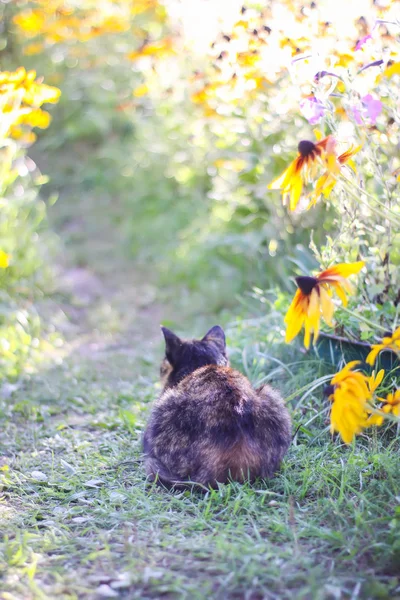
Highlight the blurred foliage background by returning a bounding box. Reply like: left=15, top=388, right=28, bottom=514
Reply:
left=1, top=0, right=400, bottom=378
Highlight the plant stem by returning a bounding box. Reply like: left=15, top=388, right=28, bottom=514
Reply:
left=341, top=174, right=400, bottom=225
left=341, top=306, right=387, bottom=332
left=284, top=374, right=333, bottom=403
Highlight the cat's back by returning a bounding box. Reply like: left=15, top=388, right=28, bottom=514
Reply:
left=157, top=364, right=256, bottom=417
left=178, top=363, right=253, bottom=397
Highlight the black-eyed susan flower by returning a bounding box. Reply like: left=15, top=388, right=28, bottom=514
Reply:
left=308, top=143, right=361, bottom=207
left=328, top=361, right=371, bottom=444
left=366, top=326, right=400, bottom=366
left=285, top=261, right=364, bottom=349
left=268, top=135, right=331, bottom=211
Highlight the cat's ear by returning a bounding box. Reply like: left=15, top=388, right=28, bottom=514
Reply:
left=202, top=325, right=226, bottom=352
left=161, top=326, right=182, bottom=364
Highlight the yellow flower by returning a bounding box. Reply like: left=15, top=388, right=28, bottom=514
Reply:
left=334, top=52, right=354, bottom=68
left=214, top=158, right=247, bottom=172
left=328, top=361, right=371, bottom=444
left=190, top=83, right=222, bottom=104
left=9, top=127, right=37, bottom=145
left=0, top=250, right=10, bottom=268
left=308, top=144, right=361, bottom=207
left=23, top=42, right=45, bottom=56
left=285, top=261, right=364, bottom=349
left=133, top=83, right=149, bottom=98
left=0, top=67, right=36, bottom=87
left=131, top=0, right=160, bottom=16
left=13, top=10, right=46, bottom=37
left=367, top=369, right=385, bottom=393
left=383, top=62, right=400, bottom=78
left=279, top=37, right=309, bottom=56
left=0, top=67, right=61, bottom=107
left=365, top=369, right=386, bottom=426
left=17, top=108, right=51, bottom=129
left=127, top=38, right=174, bottom=62
left=366, top=410, right=385, bottom=427
left=236, top=51, right=261, bottom=68
left=90, top=16, right=129, bottom=37
left=380, top=389, right=400, bottom=418
left=366, top=326, right=400, bottom=366
left=0, top=67, right=60, bottom=141
left=268, top=136, right=331, bottom=211
left=22, top=82, right=61, bottom=107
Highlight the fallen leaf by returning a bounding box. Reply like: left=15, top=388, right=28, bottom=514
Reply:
left=31, top=471, right=48, bottom=481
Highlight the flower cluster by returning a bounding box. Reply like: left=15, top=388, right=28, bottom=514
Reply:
left=13, top=0, right=172, bottom=101
left=0, top=67, right=60, bottom=276
left=327, top=362, right=399, bottom=444
left=188, top=1, right=399, bottom=122
left=0, top=67, right=60, bottom=145
left=13, top=0, right=164, bottom=55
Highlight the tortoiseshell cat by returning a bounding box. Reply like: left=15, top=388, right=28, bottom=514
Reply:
left=143, top=325, right=291, bottom=489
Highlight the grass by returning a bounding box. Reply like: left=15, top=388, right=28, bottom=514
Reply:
left=1, top=354, right=399, bottom=599
left=1, top=141, right=400, bottom=600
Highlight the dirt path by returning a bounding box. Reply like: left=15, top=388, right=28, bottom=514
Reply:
left=52, top=196, right=166, bottom=368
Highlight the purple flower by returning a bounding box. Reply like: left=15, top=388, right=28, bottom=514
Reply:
left=355, top=23, right=377, bottom=51
left=353, top=94, right=383, bottom=125
left=362, top=94, right=382, bottom=124
left=299, top=97, right=326, bottom=124
left=355, top=34, right=372, bottom=51
left=352, top=106, right=363, bottom=125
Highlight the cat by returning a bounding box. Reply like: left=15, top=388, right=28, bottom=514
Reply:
left=143, top=325, right=291, bottom=489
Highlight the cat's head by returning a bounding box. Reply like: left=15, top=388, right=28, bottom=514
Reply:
left=160, top=325, right=228, bottom=388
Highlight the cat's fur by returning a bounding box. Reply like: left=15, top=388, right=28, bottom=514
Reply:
left=143, top=325, right=291, bottom=489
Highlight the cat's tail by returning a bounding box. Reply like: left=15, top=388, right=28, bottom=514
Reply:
left=144, top=455, right=209, bottom=492
left=145, top=455, right=192, bottom=490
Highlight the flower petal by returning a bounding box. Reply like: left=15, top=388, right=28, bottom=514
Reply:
left=319, top=261, right=365, bottom=280
left=268, top=160, right=298, bottom=190
left=289, top=173, right=303, bottom=211
left=366, top=344, right=383, bottom=366
left=319, top=286, right=335, bottom=326
left=284, top=290, right=307, bottom=343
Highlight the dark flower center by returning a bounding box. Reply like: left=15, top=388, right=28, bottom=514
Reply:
left=296, top=275, right=318, bottom=295
left=298, top=140, right=316, bottom=157
left=323, top=384, right=335, bottom=398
